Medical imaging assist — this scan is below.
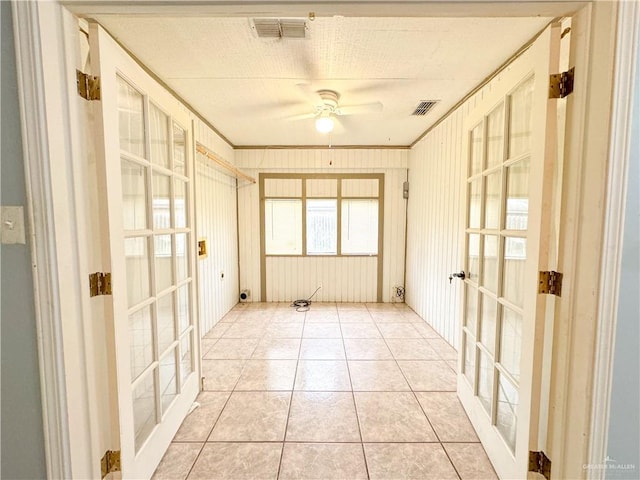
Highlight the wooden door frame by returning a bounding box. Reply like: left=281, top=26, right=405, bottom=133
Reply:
left=12, top=1, right=630, bottom=478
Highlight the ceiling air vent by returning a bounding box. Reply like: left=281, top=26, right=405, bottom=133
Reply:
left=411, top=100, right=439, bottom=116
left=253, top=18, right=307, bottom=38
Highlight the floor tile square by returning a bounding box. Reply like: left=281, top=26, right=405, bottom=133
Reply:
left=305, top=310, right=340, bottom=323
left=398, top=360, right=457, bottom=391
left=286, top=392, right=360, bottom=442
left=386, top=339, right=440, bottom=360
left=271, top=311, right=306, bottom=323
left=263, top=322, right=304, bottom=338
left=364, top=443, right=458, bottom=480
left=187, top=443, right=281, bottom=480
left=337, top=303, right=367, bottom=311
left=173, top=392, right=230, bottom=441
left=234, top=360, right=297, bottom=391
left=152, top=443, right=202, bottom=480
left=412, top=322, right=441, bottom=338
left=299, top=339, right=346, bottom=360
left=294, top=360, right=351, bottom=391
left=338, top=310, right=374, bottom=323
left=251, top=338, right=301, bottom=359
left=344, top=339, right=394, bottom=360
left=426, top=338, right=458, bottom=360
left=203, top=323, right=231, bottom=339
left=416, top=392, right=478, bottom=441
left=208, top=391, right=290, bottom=441
left=354, top=392, right=437, bottom=442
left=443, top=443, right=498, bottom=479
left=348, top=361, right=410, bottom=391
left=201, top=360, right=245, bottom=390
left=340, top=323, right=381, bottom=339
left=303, top=323, right=342, bottom=338
left=220, top=322, right=267, bottom=338
left=371, top=311, right=409, bottom=323
left=377, top=323, right=422, bottom=339
left=279, top=443, right=368, bottom=480
left=203, top=338, right=259, bottom=359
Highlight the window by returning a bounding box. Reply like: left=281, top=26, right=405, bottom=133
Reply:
left=342, top=199, right=378, bottom=254
left=265, top=199, right=302, bottom=254
left=262, top=175, right=382, bottom=257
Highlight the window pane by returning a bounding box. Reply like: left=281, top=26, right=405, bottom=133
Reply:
left=500, top=308, right=522, bottom=381
left=496, top=372, right=518, bottom=453
left=133, top=370, right=157, bottom=452
left=157, top=293, right=175, bottom=355
left=307, top=199, right=337, bottom=255
left=180, top=332, right=193, bottom=387
left=129, top=306, right=153, bottom=381
left=503, top=237, right=526, bottom=307
left=468, top=179, right=481, bottom=229
left=480, top=294, right=497, bottom=355
left=155, top=234, right=173, bottom=292
left=487, top=103, right=505, bottom=168
left=484, top=172, right=501, bottom=230
left=149, top=103, right=170, bottom=168
left=470, top=122, right=483, bottom=176
left=173, top=122, right=186, bottom=175
left=121, top=160, right=147, bottom=231
left=505, top=159, right=530, bottom=230
left=177, top=285, right=190, bottom=334
left=463, top=333, right=476, bottom=387
left=265, top=199, right=302, bottom=255
left=125, top=237, right=150, bottom=307
left=478, top=350, right=493, bottom=416
left=175, top=233, right=189, bottom=282
left=509, top=76, right=534, bottom=158
left=464, top=285, right=478, bottom=336
left=159, top=349, right=178, bottom=415
left=117, top=77, right=144, bottom=157
left=341, top=199, right=378, bottom=255
left=174, top=180, right=187, bottom=229
left=153, top=173, right=171, bottom=230
left=467, top=234, right=480, bottom=283
left=482, top=235, right=499, bottom=294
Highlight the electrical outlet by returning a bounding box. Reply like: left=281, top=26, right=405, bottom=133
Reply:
left=1, top=206, right=26, bottom=245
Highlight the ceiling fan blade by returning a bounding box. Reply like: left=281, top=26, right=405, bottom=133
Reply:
left=337, top=102, right=383, bottom=116
left=283, top=112, right=317, bottom=122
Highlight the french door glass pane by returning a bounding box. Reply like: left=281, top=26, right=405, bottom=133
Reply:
left=463, top=334, right=476, bottom=387
left=175, top=233, right=189, bottom=282
left=484, top=172, right=501, bottom=230
left=264, top=199, right=303, bottom=255
left=129, top=306, right=153, bottom=381
left=508, top=76, right=535, bottom=158
left=154, top=235, right=173, bottom=292
left=500, top=308, right=523, bottom=381
left=496, top=373, right=519, bottom=453
left=468, top=180, right=482, bottom=229
left=464, top=285, right=478, bottom=336
left=153, top=173, right=171, bottom=230
left=125, top=237, right=150, bottom=307
left=174, top=180, right=187, bottom=229
left=157, top=293, right=175, bottom=355
left=177, top=285, right=190, bottom=334
left=503, top=237, right=527, bottom=307
left=467, top=234, right=480, bottom=283
left=341, top=199, right=378, bottom=254
left=478, top=350, right=494, bottom=415
left=121, top=160, right=148, bottom=231
left=117, top=77, right=144, bottom=158
left=149, top=103, right=170, bottom=168
left=486, top=103, right=504, bottom=168
left=307, top=199, right=337, bottom=255
left=505, top=159, right=530, bottom=230
left=470, top=123, right=484, bottom=176
left=482, top=235, right=499, bottom=293
left=480, top=295, right=497, bottom=354
left=133, top=370, right=157, bottom=452
left=173, top=122, right=186, bottom=175
left=159, top=350, right=178, bottom=415
left=180, top=333, right=193, bottom=387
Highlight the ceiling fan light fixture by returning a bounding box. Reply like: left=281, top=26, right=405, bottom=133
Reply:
left=315, top=114, right=334, bottom=133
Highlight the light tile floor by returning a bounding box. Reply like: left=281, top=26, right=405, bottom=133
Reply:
left=153, top=303, right=498, bottom=480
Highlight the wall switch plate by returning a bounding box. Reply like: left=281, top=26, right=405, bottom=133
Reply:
left=1, top=206, right=26, bottom=245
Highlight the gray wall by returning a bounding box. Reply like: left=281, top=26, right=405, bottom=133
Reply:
left=1, top=2, right=48, bottom=478
left=606, top=41, right=640, bottom=479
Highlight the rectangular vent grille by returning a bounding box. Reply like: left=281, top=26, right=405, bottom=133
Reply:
left=411, top=100, right=439, bottom=116
left=253, top=18, right=306, bottom=38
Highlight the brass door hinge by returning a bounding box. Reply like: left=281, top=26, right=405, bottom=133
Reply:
left=549, top=67, right=574, bottom=98
left=89, top=272, right=112, bottom=297
left=529, top=450, right=551, bottom=480
left=539, top=271, right=563, bottom=296
left=101, top=450, right=121, bottom=478
left=77, top=69, right=101, bottom=100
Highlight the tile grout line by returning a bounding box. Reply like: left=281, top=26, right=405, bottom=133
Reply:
left=275, top=307, right=307, bottom=480
left=340, top=306, right=371, bottom=480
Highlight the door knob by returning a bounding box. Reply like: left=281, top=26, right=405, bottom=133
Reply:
left=449, top=271, right=466, bottom=284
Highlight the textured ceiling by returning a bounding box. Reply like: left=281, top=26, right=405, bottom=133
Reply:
left=90, top=15, right=554, bottom=146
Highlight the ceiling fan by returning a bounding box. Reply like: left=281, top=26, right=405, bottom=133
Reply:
left=289, top=87, right=383, bottom=134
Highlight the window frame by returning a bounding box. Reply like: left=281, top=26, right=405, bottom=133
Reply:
left=259, top=173, right=384, bottom=258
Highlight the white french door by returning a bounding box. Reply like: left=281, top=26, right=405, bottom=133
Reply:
left=458, top=24, right=560, bottom=479
left=89, top=24, right=199, bottom=479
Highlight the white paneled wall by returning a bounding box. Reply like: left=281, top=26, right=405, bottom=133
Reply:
left=235, top=149, right=408, bottom=303
left=406, top=59, right=529, bottom=348
left=193, top=120, right=238, bottom=336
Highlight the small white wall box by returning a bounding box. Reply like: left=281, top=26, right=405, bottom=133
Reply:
left=239, top=290, right=251, bottom=302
